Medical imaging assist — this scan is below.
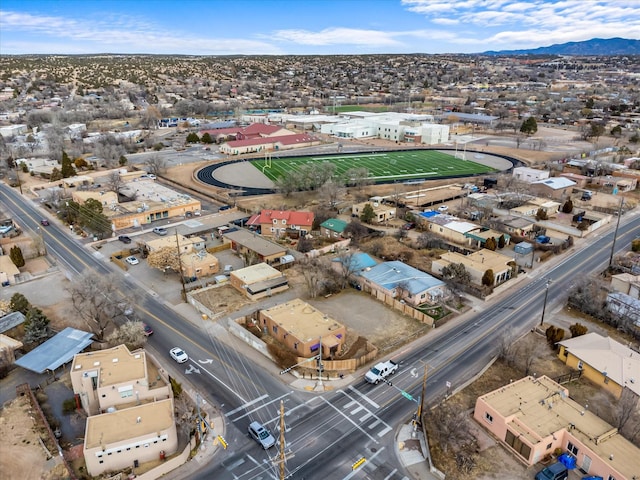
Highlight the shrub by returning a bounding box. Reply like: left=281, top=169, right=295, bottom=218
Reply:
left=632, top=239, right=640, bottom=252
left=481, top=269, right=494, bottom=286
left=62, top=398, right=77, bottom=414
left=569, top=323, right=588, bottom=338
left=545, top=326, right=565, bottom=346
left=170, top=377, right=183, bottom=397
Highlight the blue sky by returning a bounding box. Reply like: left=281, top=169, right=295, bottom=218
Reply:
left=1, top=0, right=639, bottom=55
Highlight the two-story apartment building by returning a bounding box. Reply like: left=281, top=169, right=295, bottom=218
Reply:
left=70, top=345, right=177, bottom=477
left=255, top=210, right=314, bottom=238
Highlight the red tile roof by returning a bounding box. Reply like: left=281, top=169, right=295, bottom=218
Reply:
left=242, top=123, right=283, bottom=136
left=224, top=133, right=317, bottom=148
left=259, top=209, right=314, bottom=226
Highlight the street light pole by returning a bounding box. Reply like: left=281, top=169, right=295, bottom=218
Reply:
left=608, top=196, right=624, bottom=268
left=539, top=279, right=551, bottom=327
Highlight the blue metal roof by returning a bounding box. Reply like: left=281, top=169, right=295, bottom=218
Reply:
left=359, top=261, right=444, bottom=295
left=332, top=252, right=377, bottom=271
left=419, top=210, right=439, bottom=218
left=15, top=327, right=94, bottom=373
left=0, top=311, right=26, bottom=333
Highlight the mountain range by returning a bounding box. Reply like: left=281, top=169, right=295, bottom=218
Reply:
left=482, top=37, right=640, bottom=56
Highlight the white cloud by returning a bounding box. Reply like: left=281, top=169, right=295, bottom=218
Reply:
left=431, top=18, right=460, bottom=26
left=0, top=10, right=280, bottom=55
left=270, top=28, right=403, bottom=47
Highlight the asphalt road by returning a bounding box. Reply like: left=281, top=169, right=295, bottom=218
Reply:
left=2, top=183, right=638, bottom=480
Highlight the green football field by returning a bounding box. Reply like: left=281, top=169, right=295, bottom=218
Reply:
left=251, top=150, right=497, bottom=183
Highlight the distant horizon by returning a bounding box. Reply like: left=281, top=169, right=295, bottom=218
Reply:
left=1, top=0, right=639, bottom=56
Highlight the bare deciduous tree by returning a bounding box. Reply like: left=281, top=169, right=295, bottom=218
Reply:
left=319, top=178, right=345, bottom=209
left=145, top=154, right=167, bottom=175
left=67, top=272, right=132, bottom=341
left=106, top=320, right=147, bottom=350
left=299, top=257, right=328, bottom=298
left=106, top=171, right=125, bottom=194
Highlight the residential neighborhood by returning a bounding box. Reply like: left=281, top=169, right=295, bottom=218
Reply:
left=1, top=24, right=640, bottom=480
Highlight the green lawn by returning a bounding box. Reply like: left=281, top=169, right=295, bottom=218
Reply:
left=252, top=150, right=497, bottom=183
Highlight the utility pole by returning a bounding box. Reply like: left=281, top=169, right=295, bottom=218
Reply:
left=414, top=365, right=428, bottom=433
left=314, top=336, right=324, bottom=391
left=539, top=279, right=551, bottom=327
left=175, top=229, right=187, bottom=301
left=279, top=400, right=286, bottom=480
left=608, top=196, right=624, bottom=268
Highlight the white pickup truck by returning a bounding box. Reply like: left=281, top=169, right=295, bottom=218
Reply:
left=364, top=360, right=398, bottom=384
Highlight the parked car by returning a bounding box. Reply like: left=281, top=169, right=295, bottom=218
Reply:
left=534, top=462, right=568, bottom=480
left=218, top=205, right=232, bottom=211
left=248, top=421, right=276, bottom=449
left=169, top=347, right=188, bottom=364
left=438, top=205, right=449, bottom=212
left=402, top=222, right=416, bottom=230
left=40, top=219, right=49, bottom=226
left=224, top=265, right=234, bottom=276
left=142, top=323, right=153, bottom=336
left=153, top=227, right=168, bottom=236
left=125, top=256, right=139, bottom=265
left=118, top=235, right=132, bottom=244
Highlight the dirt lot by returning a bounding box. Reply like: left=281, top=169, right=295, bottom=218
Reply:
left=0, top=394, right=68, bottom=480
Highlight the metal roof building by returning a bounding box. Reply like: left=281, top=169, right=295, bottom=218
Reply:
left=15, top=327, right=94, bottom=373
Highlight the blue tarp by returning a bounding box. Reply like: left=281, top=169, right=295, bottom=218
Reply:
left=558, top=453, right=576, bottom=469
left=15, top=327, right=94, bottom=373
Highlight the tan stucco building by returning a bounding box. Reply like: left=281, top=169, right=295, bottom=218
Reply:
left=258, top=298, right=346, bottom=358
left=230, top=263, right=289, bottom=300
left=557, top=333, right=640, bottom=400
left=223, top=229, right=287, bottom=265
left=351, top=201, right=396, bottom=223
left=70, top=345, right=177, bottom=477
left=474, top=376, right=639, bottom=479
left=432, top=249, right=514, bottom=287
left=72, top=179, right=201, bottom=231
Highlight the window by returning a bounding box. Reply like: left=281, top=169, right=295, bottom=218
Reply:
left=604, top=376, right=609, bottom=384
left=484, top=412, right=493, bottom=424
left=272, top=325, right=278, bottom=334
left=120, top=389, right=133, bottom=398
left=567, top=441, right=578, bottom=456
left=608, top=476, right=616, bottom=480
left=546, top=443, right=552, bottom=450
left=577, top=361, right=583, bottom=370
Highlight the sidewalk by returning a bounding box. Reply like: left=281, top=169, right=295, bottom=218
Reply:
left=396, top=423, right=442, bottom=480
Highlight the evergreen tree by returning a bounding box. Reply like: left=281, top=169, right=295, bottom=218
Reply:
left=201, top=132, right=213, bottom=144
left=497, top=234, right=506, bottom=249
left=119, top=155, right=128, bottom=166
left=485, top=237, right=497, bottom=251
left=23, top=307, right=51, bottom=344
left=481, top=269, right=494, bottom=287
left=360, top=203, right=376, bottom=224
left=9, top=292, right=30, bottom=315
left=60, top=151, right=77, bottom=178
left=9, top=245, right=25, bottom=268
left=562, top=199, right=573, bottom=213
left=186, top=132, right=200, bottom=143
left=520, top=116, right=538, bottom=135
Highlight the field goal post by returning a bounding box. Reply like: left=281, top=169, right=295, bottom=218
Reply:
left=454, top=142, right=467, bottom=160
left=262, top=152, right=272, bottom=172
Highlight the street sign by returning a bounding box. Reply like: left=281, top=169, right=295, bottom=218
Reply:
left=401, top=391, right=414, bottom=401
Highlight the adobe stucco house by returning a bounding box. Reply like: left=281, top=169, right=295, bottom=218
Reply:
left=257, top=298, right=346, bottom=358
left=474, top=375, right=639, bottom=479
left=557, top=333, right=640, bottom=400
left=70, top=345, right=178, bottom=477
